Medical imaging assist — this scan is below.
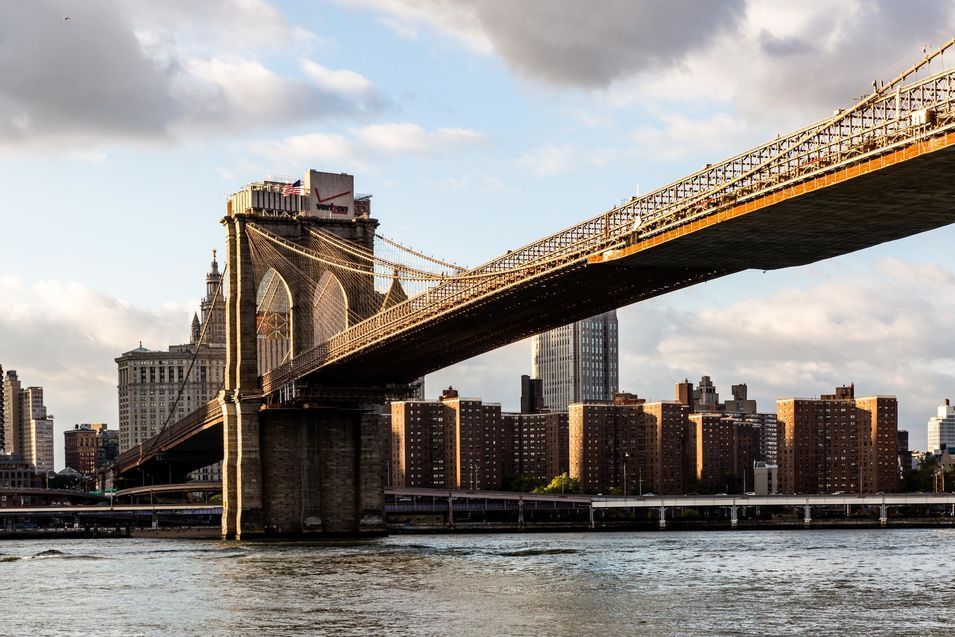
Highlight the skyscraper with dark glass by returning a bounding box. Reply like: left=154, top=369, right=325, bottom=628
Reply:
left=531, top=311, right=619, bottom=412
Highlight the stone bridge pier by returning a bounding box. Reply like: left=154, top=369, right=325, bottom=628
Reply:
left=220, top=393, right=385, bottom=539
left=220, top=179, right=387, bottom=539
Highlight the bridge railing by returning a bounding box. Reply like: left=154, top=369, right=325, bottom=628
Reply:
left=261, top=69, right=955, bottom=394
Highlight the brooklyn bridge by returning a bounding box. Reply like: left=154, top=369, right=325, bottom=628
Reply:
left=113, top=45, right=955, bottom=538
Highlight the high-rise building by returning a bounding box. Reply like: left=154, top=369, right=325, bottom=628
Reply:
left=0, top=363, right=4, bottom=453
left=532, top=311, right=619, bottom=412
left=569, top=394, right=687, bottom=495
left=116, top=254, right=226, bottom=454
left=90, top=423, right=119, bottom=473
left=673, top=377, right=776, bottom=462
left=777, top=385, right=898, bottom=494
left=3, top=370, right=22, bottom=458
left=927, top=399, right=955, bottom=453
left=64, top=424, right=98, bottom=477
left=897, top=429, right=912, bottom=476
left=501, top=411, right=569, bottom=485
left=2, top=373, right=54, bottom=473
left=390, top=388, right=504, bottom=490
left=390, top=398, right=452, bottom=489
left=694, top=375, right=720, bottom=412
left=443, top=392, right=503, bottom=490
left=520, top=375, right=544, bottom=414
left=686, top=413, right=760, bottom=493
left=23, top=386, right=54, bottom=473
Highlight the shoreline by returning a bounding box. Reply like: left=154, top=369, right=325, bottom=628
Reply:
left=3, top=516, right=955, bottom=540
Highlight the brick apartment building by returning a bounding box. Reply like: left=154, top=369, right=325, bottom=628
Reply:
left=777, top=385, right=899, bottom=494
left=569, top=394, right=687, bottom=495
left=686, top=413, right=760, bottom=493
left=390, top=382, right=570, bottom=490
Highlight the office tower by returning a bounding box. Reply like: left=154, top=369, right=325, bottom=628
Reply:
left=21, top=386, right=53, bottom=473
left=532, top=311, right=619, bottom=412
left=927, top=399, right=955, bottom=453
left=0, top=363, right=4, bottom=453
left=116, top=254, right=226, bottom=453
left=2, top=370, right=21, bottom=457
left=520, top=375, right=544, bottom=414
left=777, top=385, right=898, bottom=494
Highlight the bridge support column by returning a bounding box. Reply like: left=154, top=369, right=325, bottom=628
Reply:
left=730, top=505, right=738, bottom=528
left=151, top=511, right=159, bottom=530
left=448, top=495, right=455, bottom=529
left=880, top=504, right=888, bottom=526
left=220, top=392, right=238, bottom=540
left=256, top=404, right=385, bottom=537
left=803, top=504, right=812, bottom=526
left=235, top=397, right=265, bottom=539
left=588, top=504, right=594, bottom=529
left=518, top=497, right=525, bottom=529
left=659, top=505, right=667, bottom=529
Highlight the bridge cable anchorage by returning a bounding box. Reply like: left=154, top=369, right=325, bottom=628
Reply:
left=138, top=263, right=227, bottom=463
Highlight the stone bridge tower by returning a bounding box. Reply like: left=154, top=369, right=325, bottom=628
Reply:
left=220, top=170, right=385, bottom=539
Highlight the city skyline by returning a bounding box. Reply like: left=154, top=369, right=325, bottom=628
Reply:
left=5, top=1, right=955, bottom=466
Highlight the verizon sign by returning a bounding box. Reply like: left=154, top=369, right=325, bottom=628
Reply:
left=303, top=170, right=354, bottom=219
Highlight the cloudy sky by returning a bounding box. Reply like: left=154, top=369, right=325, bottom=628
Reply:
left=2, top=0, right=955, bottom=467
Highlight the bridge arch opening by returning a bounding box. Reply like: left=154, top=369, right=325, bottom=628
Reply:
left=313, top=270, right=349, bottom=346
left=256, top=268, right=292, bottom=376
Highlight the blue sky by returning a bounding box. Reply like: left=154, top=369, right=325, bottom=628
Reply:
left=2, top=0, right=955, bottom=467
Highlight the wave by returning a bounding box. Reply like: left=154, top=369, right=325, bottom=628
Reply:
left=497, top=548, right=580, bottom=557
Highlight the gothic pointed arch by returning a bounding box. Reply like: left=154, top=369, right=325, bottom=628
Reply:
left=256, top=268, right=292, bottom=375
left=313, top=270, right=348, bottom=346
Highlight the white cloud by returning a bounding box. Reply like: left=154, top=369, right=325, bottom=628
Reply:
left=246, top=132, right=360, bottom=173
left=0, top=274, right=194, bottom=467
left=246, top=122, right=486, bottom=173
left=301, top=60, right=375, bottom=96
left=631, top=113, right=751, bottom=162
left=612, top=0, right=955, bottom=122
left=356, top=123, right=486, bottom=155
left=519, top=145, right=573, bottom=176
left=0, top=1, right=381, bottom=151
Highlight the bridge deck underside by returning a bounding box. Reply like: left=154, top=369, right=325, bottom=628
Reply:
left=307, top=145, right=955, bottom=384
left=114, top=424, right=223, bottom=487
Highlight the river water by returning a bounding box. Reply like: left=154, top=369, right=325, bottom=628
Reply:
left=1, top=529, right=951, bottom=636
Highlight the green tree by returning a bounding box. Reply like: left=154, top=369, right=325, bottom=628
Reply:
left=532, top=472, right=581, bottom=495
left=503, top=473, right=542, bottom=493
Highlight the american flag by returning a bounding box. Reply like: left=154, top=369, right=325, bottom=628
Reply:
left=282, top=179, right=303, bottom=196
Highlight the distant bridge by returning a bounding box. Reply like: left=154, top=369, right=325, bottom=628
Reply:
left=113, top=43, right=955, bottom=539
